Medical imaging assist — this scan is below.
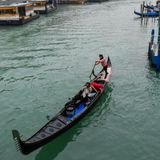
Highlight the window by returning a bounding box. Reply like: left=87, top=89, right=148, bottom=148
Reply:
left=0, top=9, right=16, bottom=15
left=26, top=6, right=33, bottom=11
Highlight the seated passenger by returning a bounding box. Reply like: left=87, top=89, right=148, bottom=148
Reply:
left=82, top=83, right=92, bottom=95
left=85, top=81, right=104, bottom=93
left=65, top=90, right=83, bottom=108
left=90, top=81, right=104, bottom=92
left=81, top=83, right=95, bottom=104
left=65, top=89, right=88, bottom=108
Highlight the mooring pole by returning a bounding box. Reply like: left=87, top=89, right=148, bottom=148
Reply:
left=151, top=29, right=155, bottom=44
left=140, top=1, right=145, bottom=19
left=158, top=4, right=160, bottom=56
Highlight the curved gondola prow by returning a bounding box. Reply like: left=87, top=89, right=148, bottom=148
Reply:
left=12, top=130, right=22, bottom=153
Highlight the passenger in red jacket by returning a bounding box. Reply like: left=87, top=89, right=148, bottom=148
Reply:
left=85, top=81, right=104, bottom=92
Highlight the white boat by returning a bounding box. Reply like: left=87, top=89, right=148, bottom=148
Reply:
left=0, top=1, right=39, bottom=25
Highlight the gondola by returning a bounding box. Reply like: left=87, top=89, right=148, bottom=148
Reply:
left=12, top=57, right=112, bottom=155
left=134, top=10, right=159, bottom=17
left=148, top=27, right=160, bottom=70
left=144, top=5, right=157, bottom=10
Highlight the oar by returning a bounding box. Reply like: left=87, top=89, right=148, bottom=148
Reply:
left=89, top=62, right=96, bottom=80
left=141, top=1, right=145, bottom=19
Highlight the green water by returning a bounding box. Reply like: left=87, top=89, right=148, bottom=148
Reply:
left=1, top=0, right=160, bottom=160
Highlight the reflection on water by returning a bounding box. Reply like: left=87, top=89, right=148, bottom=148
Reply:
left=35, top=85, right=113, bottom=160
left=35, top=124, right=82, bottom=160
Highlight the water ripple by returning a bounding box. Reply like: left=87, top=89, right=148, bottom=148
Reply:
left=0, top=89, right=13, bottom=94
left=5, top=75, right=36, bottom=83
left=0, top=64, right=46, bottom=71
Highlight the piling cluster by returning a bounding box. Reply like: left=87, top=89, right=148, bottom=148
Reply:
left=134, top=0, right=160, bottom=70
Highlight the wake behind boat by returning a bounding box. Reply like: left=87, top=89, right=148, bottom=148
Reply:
left=12, top=57, right=112, bottom=155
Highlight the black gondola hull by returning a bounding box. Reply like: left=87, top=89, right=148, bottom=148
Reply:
left=12, top=91, right=104, bottom=154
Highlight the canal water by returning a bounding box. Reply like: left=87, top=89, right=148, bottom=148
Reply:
left=1, top=0, right=160, bottom=160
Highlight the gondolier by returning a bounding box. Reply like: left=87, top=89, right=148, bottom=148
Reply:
left=95, top=54, right=108, bottom=77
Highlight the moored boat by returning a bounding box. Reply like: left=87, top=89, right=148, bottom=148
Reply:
left=87, top=0, right=109, bottom=3
left=148, top=28, right=160, bottom=70
left=0, top=2, right=39, bottom=25
left=134, top=1, right=159, bottom=18
left=30, top=0, right=57, bottom=14
left=134, top=10, right=158, bottom=17
left=12, top=57, right=112, bottom=155
left=58, top=0, right=86, bottom=4
left=144, top=5, right=157, bottom=10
